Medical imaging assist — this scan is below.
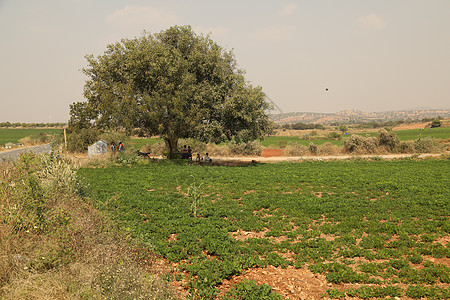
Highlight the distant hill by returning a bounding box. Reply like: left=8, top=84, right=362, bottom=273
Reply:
left=270, top=109, right=450, bottom=125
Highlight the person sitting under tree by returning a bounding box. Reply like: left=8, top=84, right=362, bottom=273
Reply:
left=193, top=153, right=202, bottom=162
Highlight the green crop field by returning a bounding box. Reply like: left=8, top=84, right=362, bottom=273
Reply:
left=80, top=159, right=450, bottom=299
left=0, top=128, right=62, bottom=145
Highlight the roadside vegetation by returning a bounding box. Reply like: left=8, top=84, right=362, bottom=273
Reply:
left=0, top=152, right=176, bottom=299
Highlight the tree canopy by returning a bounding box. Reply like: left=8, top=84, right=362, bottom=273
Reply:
left=70, top=25, right=272, bottom=157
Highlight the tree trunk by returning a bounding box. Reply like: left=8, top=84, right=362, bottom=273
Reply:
left=164, top=136, right=179, bottom=159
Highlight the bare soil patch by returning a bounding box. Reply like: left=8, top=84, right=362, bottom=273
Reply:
left=218, top=265, right=330, bottom=300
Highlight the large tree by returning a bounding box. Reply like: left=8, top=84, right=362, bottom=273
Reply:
left=70, top=25, right=272, bottom=157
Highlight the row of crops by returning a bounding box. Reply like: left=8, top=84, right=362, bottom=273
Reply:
left=79, top=158, right=450, bottom=299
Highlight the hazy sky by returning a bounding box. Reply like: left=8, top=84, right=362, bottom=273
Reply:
left=1, top=0, right=449, bottom=122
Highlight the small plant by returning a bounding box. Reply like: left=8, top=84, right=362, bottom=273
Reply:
left=327, top=288, right=346, bottom=298
left=187, top=178, right=203, bottom=218
left=309, top=142, right=318, bottom=155
left=278, top=140, right=288, bottom=149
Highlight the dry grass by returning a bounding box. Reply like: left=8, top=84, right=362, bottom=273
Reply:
left=0, top=155, right=178, bottom=300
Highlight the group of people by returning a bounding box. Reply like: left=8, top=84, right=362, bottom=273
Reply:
left=110, top=142, right=125, bottom=153
left=180, top=145, right=212, bottom=163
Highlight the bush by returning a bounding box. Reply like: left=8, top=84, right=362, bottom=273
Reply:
left=229, top=141, right=262, bottom=156
left=19, top=132, right=51, bottom=145
left=141, top=141, right=166, bottom=157
left=283, top=142, right=308, bottom=156
left=399, top=141, right=415, bottom=153
left=99, top=132, right=127, bottom=146
left=67, top=128, right=99, bottom=153
left=328, top=132, right=341, bottom=140
left=115, top=151, right=141, bottom=166
left=309, top=142, right=318, bottom=155
left=278, top=140, right=288, bottom=149
left=318, top=142, right=341, bottom=155
left=50, top=132, right=65, bottom=150
left=344, top=135, right=377, bottom=154
left=377, top=129, right=400, bottom=152
left=414, top=137, right=442, bottom=153
left=205, top=143, right=231, bottom=157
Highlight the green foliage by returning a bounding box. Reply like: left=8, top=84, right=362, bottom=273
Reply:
left=80, top=159, right=450, bottom=297
left=99, top=131, right=128, bottom=146
left=309, top=142, right=318, bottom=155
left=377, top=128, right=400, bottom=152
left=327, top=288, right=346, bottom=298
left=229, top=141, right=262, bottom=156
left=343, top=134, right=377, bottom=153
left=406, top=285, right=449, bottom=299
left=338, top=125, right=348, bottom=133
left=187, top=178, right=203, bottom=217
left=67, top=127, right=99, bottom=152
left=72, top=25, right=272, bottom=157
left=414, top=136, right=442, bottom=153
left=430, top=118, right=442, bottom=128
left=328, top=132, right=341, bottom=140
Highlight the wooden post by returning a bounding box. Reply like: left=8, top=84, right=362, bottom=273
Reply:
left=64, top=128, right=67, bottom=151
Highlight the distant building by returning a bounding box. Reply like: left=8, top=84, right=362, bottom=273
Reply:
left=88, top=140, right=108, bottom=157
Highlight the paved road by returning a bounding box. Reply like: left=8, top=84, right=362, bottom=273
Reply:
left=0, top=144, right=52, bottom=162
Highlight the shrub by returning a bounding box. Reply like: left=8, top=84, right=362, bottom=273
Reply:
left=377, top=129, right=400, bottom=152
left=328, top=132, right=341, bottom=140
left=283, top=142, right=308, bottom=156
left=39, top=152, right=82, bottom=194
left=229, top=141, right=262, bottom=156
left=344, top=135, right=377, bottom=154
left=141, top=141, right=166, bottom=156
left=278, top=140, right=288, bottom=149
left=19, top=132, right=51, bottom=145
left=430, top=118, right=441, bottom=128
left=50, top=132, right=65, bottom=150
left=116, top=151, right=140, bottom=166
left=318, top=142, right=341, bottom=155
left=414, top=137, right=442, bottom=153
left=205, top=143, right=231, bottom=157
left=309, top=142, right=318, bottom=155
left=67, top=128, right=99, bottom=153
left=99, top=132, right=127, bottom=146
left=399, top=141, right=415, bottom=153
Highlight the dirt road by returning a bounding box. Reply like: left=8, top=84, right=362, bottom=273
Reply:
left=213, top=152, right=447, bottom=164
